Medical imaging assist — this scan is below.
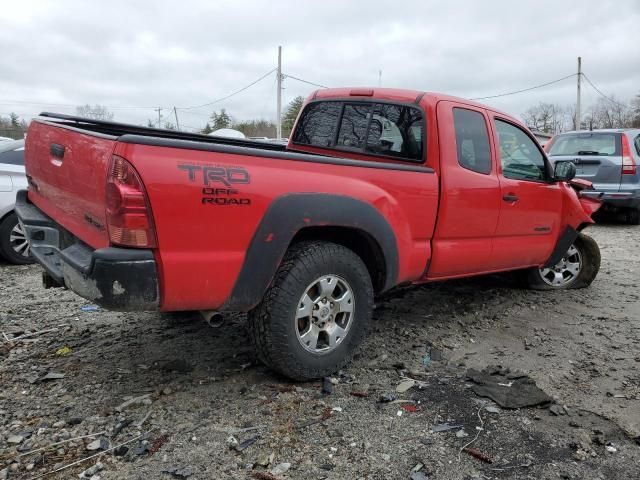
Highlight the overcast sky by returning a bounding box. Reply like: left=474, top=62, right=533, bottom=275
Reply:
left=1, top=0, right=638, bottom=130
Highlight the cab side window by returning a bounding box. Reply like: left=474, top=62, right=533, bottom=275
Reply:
left=495, top=120, right=547, bottom=181
left=453, top=108, right=492, bottom=174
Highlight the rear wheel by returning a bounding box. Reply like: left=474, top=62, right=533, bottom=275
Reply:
left=0, top=213, right=34, bottom=265
left=524, top=233, right=600, bottom=290
left=248, top=241, right=373, bottom=380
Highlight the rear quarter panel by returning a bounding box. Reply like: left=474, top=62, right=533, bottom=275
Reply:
left=114, top=142, right=439, bottom=311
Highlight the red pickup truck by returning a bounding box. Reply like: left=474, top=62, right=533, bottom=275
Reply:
left=16, top=88, right=601, bottom=380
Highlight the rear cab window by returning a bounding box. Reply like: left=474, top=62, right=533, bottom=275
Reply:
left=548, top=132, right=621, bottom=157
left=292, top=102, right=341, bottom=147
left=293, top=100, right=424, bottom=162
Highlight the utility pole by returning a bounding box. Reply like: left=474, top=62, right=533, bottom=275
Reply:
left=154, top=107, right=162, bottom=128
left=378, top=70, right=382, bottom=87
left=276, top=45, right=283, bottom=140
left=575, top=57, right=582, bottom=131
left=173, top=107, right=180, bottom=131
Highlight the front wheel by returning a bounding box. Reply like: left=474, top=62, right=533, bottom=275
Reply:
left=524, top=233, right=600, bottom=290
left=248, top=241, right=373, bottom=380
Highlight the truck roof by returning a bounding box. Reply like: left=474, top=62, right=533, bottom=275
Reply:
left=313, top=87, right=505, bottom=114
left=555, top=128, right=640, bottom=135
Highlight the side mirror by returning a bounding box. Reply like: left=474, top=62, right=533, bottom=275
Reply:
left=554, top=161, right=576, bottom=182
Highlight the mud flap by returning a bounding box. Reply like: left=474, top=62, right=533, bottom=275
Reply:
left=543, top=226, right=577, bottom=268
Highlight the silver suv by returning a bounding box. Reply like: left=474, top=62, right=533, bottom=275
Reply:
left=546, top=129, right=640, bottom=224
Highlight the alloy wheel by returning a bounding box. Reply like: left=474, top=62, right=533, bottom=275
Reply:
left=9, top=221, right=31, bottom=259
left=295, top=275, right=354, bottom=354
left=539, top=244, right=582, bottom=287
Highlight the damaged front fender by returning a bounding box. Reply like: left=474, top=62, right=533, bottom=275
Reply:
left=560, top=181, right=602, bottom=231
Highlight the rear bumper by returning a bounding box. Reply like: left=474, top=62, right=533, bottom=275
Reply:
left=14, top=190, right=159, bottom=311
left=581, top=190, right=640, bottom=209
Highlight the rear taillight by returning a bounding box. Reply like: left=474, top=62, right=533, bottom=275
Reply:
left=543, top=136, right=556, bottom=153
left=621, top=135, right=637, bottom=175
left=105, top=155, right=157, bottom=248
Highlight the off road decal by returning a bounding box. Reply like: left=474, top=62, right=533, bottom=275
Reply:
left=201, top=188, right=250, bottom=206
left=178, top=163, right=251, bottom=206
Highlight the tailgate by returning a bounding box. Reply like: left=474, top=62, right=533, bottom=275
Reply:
left=548, top=132, right=622, bottom=191
left=25, top=120, right=116, bottom=248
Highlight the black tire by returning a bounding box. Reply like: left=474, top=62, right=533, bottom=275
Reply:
left=524, top=233, right=600, bottom=290
left=626, top=208, right=640, bottom=225
left=0, top=213, right=34, bottom=265
left=248, top=241, right=374, bottom=380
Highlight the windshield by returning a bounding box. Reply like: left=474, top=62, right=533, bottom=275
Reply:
left=548, top=132, right=620, bottom=156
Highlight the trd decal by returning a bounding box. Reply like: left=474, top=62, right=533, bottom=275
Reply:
left=178, top=164, right=250, bottom=187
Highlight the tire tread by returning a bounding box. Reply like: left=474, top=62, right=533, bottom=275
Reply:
left=248, top=241, right=373, bottom=380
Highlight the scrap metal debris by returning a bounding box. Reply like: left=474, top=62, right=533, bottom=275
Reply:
left=463, top=447, right=493, bottom=463
left=432, top=423, right=463, bottom=433
left=235, top=435, right=260, bottom=452
left=396, top=379, right=416, bottom=393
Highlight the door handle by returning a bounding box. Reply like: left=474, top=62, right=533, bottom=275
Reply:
left=502, top=193, right=519, bottom=202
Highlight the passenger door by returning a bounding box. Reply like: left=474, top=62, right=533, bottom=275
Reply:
left=490, top=117, right=561, bottom=269
left=428, top=102, right=502, bottom=278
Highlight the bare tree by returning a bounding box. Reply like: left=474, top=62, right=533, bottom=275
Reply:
left=631, top=93, right=640, bottom=128
left=521, top=102, right=567, bottom=134
left=76, top=104, right=114, bottom=121
left=588, top=96, right=632, bottom=129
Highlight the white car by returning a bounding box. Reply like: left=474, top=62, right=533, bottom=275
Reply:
left=0, top=139, right=32, bottom=264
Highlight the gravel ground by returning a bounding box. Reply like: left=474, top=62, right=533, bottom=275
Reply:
left=1, top=224, right=639, bottom=480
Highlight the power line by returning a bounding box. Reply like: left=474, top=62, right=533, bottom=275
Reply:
left=284, top=74, right=329, bottom=89
left=176, top=69, right=276, bottom=110
left=469, top=73, right=577, bottom=100
left=581, top=72, right=627, bottom=108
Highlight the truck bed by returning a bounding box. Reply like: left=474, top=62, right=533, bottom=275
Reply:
left=37, top=112, right=289, bottom=151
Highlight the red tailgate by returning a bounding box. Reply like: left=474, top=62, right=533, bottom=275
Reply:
left=25, top=121, right=115, bottom=249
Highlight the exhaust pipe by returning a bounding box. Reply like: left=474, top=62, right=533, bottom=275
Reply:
left=200, top=310, right=224, bottom=328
